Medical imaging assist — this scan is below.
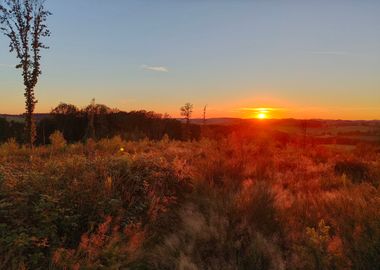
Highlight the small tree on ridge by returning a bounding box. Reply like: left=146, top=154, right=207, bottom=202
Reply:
left=180, top=102, right=193, bottom=125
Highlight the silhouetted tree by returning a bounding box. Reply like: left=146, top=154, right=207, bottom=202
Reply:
left=84, top=99, right=96, bottom=140
left=0, top=0, right=51, bottom=147
left=0, top=118, right=8, bottom=142
left=203, top=104, right=207, bottom=125
left=0, top=117, right=24, bottom=143
left=83, top=99, right=113, bottom=139
left=51, top=102, right=79, bottom=115
left=180, top=103, right=193, bottom=125
left=180, top=103, right=193, bottom=140
left=50, top=102, right=84, bottom=142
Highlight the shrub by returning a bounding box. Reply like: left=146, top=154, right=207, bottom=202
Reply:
left=0, top=138, right=19, bottom=160
left=304, top=219, right=344, bottom=270
left=236, top=180, right=281, bottom=237
left=52, top=216, right=143, bottom=269
left=334, top=160, right=370, bottom=184
left=49, top=131, right=66, bottom=150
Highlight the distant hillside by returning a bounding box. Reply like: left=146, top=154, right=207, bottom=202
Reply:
left=0, top=114, right=50, bottom=123
left=1, top=113, right=379, bottom=145
left=181, top=117, right=380, bottom=127
left=178, top=118, right=246, bottom=125
left=2, top=114, right=380, bottom=127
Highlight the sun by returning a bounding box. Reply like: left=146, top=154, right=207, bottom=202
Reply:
left=243, top=107, right=273, bottom=119
left=257, top=113, right=267, bottom=119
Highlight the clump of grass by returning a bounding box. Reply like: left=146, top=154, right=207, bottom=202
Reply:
left=49, top=131, right=66, bottom=151
left=334, top=160, right=370, bottom=184
left=0, top=138, right=19, bottom=160
left=302, top=219, right=347, bottom=270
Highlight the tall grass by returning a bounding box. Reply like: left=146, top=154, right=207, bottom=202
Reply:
left=0, top=136, right=379, bottom=269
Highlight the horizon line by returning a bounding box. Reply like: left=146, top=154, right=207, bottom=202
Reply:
left=1, top=113, right=379, bottom=122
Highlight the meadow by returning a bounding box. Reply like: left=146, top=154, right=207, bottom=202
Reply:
left=1, top=0, right=379, bottom=269
left=0, top=131, right=379, bottom=269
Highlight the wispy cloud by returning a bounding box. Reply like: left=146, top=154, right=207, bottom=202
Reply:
left=309, top=51, right=350, bottom=56
left=141, top=64, right=169, bottom=72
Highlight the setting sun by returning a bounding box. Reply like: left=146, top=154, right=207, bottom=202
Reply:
left=240, top=107, right=275, bottom=119
left=251, top=108, right=271, bottom=119
left=257, top=113, right=267, bottom=119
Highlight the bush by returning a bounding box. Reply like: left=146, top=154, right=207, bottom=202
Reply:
left=334, top=160, right=370, bottom=184
left=49, top=131, right=66, bottom=150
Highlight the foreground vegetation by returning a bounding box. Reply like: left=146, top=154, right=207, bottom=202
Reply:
left=0, top=133, right=379, bottom=269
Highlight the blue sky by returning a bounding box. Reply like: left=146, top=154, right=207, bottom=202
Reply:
left=1, top=0, right=380, bottom=119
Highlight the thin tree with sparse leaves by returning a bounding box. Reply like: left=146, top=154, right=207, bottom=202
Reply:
left=180, top=102, right=193, bottom=125
left=180, top=102, right=193, bottom=140
left=0, top=0, right=51, bottom=147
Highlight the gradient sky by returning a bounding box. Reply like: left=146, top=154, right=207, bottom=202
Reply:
left=0, top=0, right=379, bottom=119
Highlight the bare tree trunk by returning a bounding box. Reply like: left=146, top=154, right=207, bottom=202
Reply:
left=25, top=112, right=36, bottom=148
left=24, top=86, right=37, bottom=147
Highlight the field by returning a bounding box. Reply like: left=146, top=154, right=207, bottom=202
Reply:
left=0, top=132, right=379, bottom=269
left=1, top=0, right=379, bottom=269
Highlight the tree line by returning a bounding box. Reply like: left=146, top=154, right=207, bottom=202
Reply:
left=0, top=102, right=203, bottom=144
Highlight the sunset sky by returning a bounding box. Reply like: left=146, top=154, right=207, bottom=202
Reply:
left=0, top=0, right=379, bottom=119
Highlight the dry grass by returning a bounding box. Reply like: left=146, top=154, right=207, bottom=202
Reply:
left=0, top=135, right=379, bottom=269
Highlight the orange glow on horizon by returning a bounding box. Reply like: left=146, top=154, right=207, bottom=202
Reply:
left=257, top=112, right=267, bottom=119
left=244, top=107, right=273, bottom=119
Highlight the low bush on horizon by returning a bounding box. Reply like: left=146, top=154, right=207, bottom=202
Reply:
left=0, top=134, right=379, bottom=269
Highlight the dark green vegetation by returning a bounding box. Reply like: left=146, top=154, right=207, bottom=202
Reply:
left=0, top=132, right=379, bottom=269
